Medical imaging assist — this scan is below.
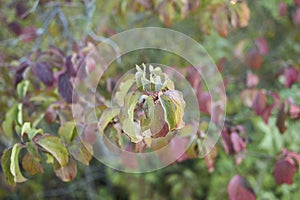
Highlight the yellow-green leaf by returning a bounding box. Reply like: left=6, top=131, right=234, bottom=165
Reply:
left=58, top=122, right=77, bottom=144
left=1, top=148, right=15, bottom=186
left=36, top=135, right=69, bottom=167
left=10, top=144, right=27, bottom=183
left=68, top=141, right=93, bottom=166
left=98, top=107, right=120, bottom=133
left=159, top=90, right=185, bottom=131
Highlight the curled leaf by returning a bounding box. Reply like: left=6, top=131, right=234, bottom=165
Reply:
left=1, top=148, right=15, bottom=186
left=159, top=90, right=185, bottom=131
left=10, top=144, right=27, bottom=183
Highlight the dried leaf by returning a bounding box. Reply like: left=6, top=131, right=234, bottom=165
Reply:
left=276, top=103, right=287, bottom=134
left=22, top=153, right=43, bottom=176
left=54, top=156, right=77, bottom=182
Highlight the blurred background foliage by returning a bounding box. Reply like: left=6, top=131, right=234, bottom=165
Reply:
left=1, top=0, right=300, bottom=199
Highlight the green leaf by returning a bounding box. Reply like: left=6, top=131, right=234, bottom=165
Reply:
left=53, top=156, right=77, bottom=182
left=119, top=92, right=143, bottom=142
left=1, top=148, right=15, bottom=186
left=2, top=104, right=19, bottom=138
left=26, top=142, right=42, bottom=162
left=98, top=107, right=120, bottom=133
left=21, top=122, right=43, bottom=140
left=21, top=122, right=31, bottom=137
left=58, top=122, right=77, bottom=144
left=115, top=73, right=135, bottom=106
left=159, top=90, right=185, bottom=131
left=17, top=103, right=23, bottom=125
left=36, top=134, right=69, bottom=167
left=22, top=153, right=43, bottom=175
left=68, top=141, right=93, bottom=166
left=16, top=80, right=29, bottom=99
left=10, top=144, right=27, bottom=183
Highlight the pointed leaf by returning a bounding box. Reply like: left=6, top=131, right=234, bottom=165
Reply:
left=16, top=80, right=29, bottom=99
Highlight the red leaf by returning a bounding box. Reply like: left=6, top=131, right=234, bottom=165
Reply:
left=221, top=128, right=234, bottom=155
left=276, top=103, right=287, bottom=134
left=246, top=71, right=259, bottom=88
left=292, top=8, right=300, bottom=26
left=197, top=92, right=212, bottom=115
left=227, top=175, right=256, bottom=200
left=284, top=67, right=299, bottom=88
left=278, top=2, right=287, bottom=17
left=7, top=22, right=22, bottom=36
left=231, top=132, right=246, bottom=153
left=273, top=158, right=297, bottom=185
left=20, top=26, right=37, bottom=42
left=252, top=91, right=267, bottom=116
left=289, top=102, right=300, bottom=119
left=247, top=48, right=263, bottom=70
left=58, top=72, right=78, bottom=103
left=255, top=37, right=268, bottom=55
left=204, top=146, right=217, bottom=172
left=186, top=67, right=201, bottom=89
left=262, top=103, right=276, bottom=124
left=34, top=62, right=54, bottom=86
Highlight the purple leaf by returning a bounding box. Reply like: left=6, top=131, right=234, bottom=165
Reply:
left=65, top=55, right=76, bottom=77
left=34, top=62, right=54, bottom=86
left=227, top=175, right=256, bottom=200
left=58, top=72, right=77, bottom=103
left=7, top=22, right=22, bottom=36
left=14, top=61, right=30, bottom=87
